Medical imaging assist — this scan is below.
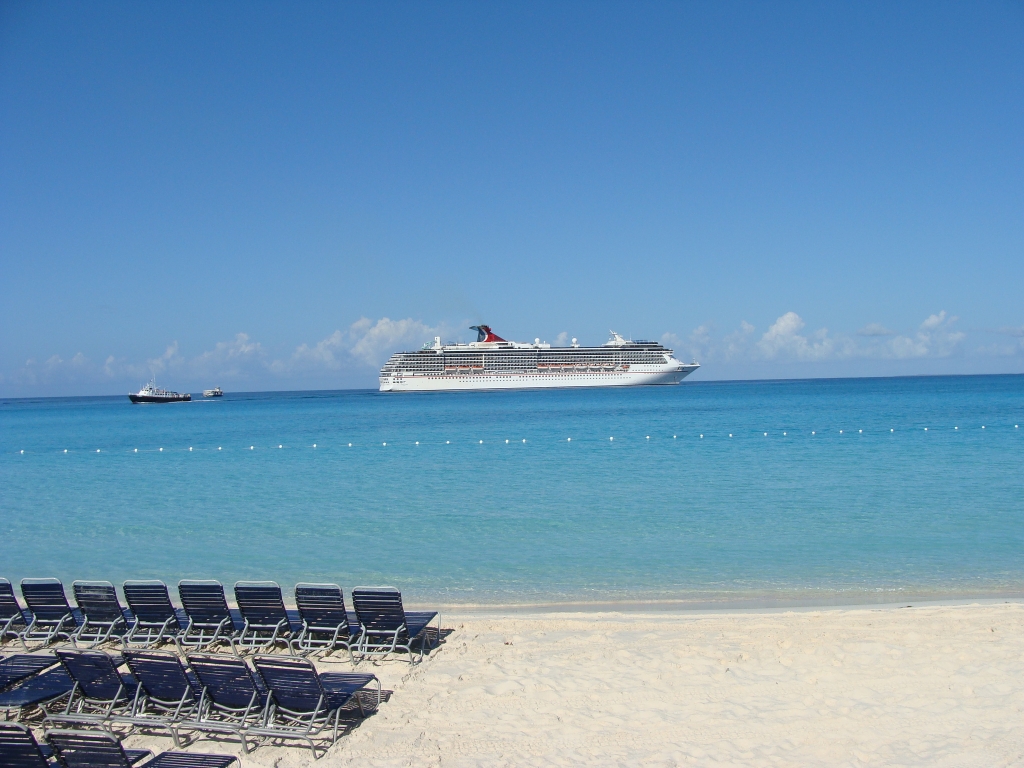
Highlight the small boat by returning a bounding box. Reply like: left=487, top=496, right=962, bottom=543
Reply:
left=129, top=380, right=191, bottom=404
left=203, top=387, right=223, bottom=398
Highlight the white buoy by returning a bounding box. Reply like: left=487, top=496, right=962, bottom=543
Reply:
left=783, top=432, right=787, bottom=436
left=349, top=443, right=353, bottom=447
left=646, top=435, right=650, bottom=440
left=64, top=449, right=68, bottom=453
left=134, top=448, right=138, bottom=453
left=700, top=434, right=703, bottom=438
left=567, top=438, right=571, bottom=442
left=982, top=426, right=986, bottom=429
left=383, top=442, right=387, bottom=446
left=96, top=449, right=101, bottom=453
left=416, top=441, right=420, bottom=445
left=159, top=448, right=163, bottom=452
left=891, top=429, right=894, bottom=432
left=924, top=428, right=928, bottom=431
left=250, top=446, right=254, bottom=450
left=190, top=447, right=193, bottom=451
left=313, top=444, right=316, bottom=448
left=609, top=437, right=614, bottom=441
left=812, top=431, right=815, bottom=435
left=859, top=429, right=862, bottom=433
left=479, top=440, right=483, bottom=444
left=522, top=439, right=526, bottom=443
left=764, top=432, right=767, bottom=437
left=955, top=427, right=958, bottom=430
left=729, top=434, right=733, bottom=438
left=673, top=435, right=677, bottom=439
left=218, top=447, right=222, bottom=450
left=20, top=450, right=24, bottom=454
left=446, top=441, right=449, bottom=445
left=505, top=439, right=509, bottom=444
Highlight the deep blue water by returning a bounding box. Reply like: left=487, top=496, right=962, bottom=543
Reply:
left=2, top=376, right=1023, bottom=606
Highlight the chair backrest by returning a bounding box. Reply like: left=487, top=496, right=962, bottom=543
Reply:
left=294, top=583, right=349, bottom=630
left=186, top=654, right=260, bottom=710
left=0, top=653, right=57, bottom=691
left=123, top=581, right=177, bottom=625
left=0, top=722, right=50, bottom=768
left=72, top=582, right=125, bottom=624
left=20, top=579, right=72, bottom=622
left=251, top=656, right=324, bottom=714
left=44, top=729, right=132, bottom=768
left=123, top=650, right=197, bottom=704
left=352, top=587, right=407, bottom=632
left=178, top=581, right=232, bottom=626
left=0, top=579, right=25, bottom=623
left=55, top=650, right=128, bottom=701
left=233, top=582, right=287, bottom=627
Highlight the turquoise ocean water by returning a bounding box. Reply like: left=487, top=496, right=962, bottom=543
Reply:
left=2, top=375, right=1022, bottom=607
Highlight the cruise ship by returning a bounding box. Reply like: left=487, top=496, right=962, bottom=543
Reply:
left=379, top=326, right=699, bottom=392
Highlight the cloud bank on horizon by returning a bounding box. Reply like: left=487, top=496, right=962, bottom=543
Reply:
left=4, top=311, right=1023, bottom=396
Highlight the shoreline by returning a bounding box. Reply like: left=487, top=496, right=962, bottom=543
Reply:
left=418, top=591, right=1024, bottom=615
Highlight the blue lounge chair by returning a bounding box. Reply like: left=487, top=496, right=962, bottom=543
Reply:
left=45, top=729, right=237, bottom=768
left=0, top=654, right=58, bottom=692
left=71, top=582, right=131, bottom=649
left=249, top=655, right=371, bottom=757
left=20, top=579, right=77, bottom=650
left=0, top=722, right=50, bottom=768
left=231, top=582, right=294, bottom=656
left=123, top=582, right=184, bottom=649
left=0, top=666, right=74, bottom=721
left=0, top=721, right=151, bottom=768
left=1, top=579, right=28, bottom=646
left=0, top=722, right=49, bottom=768
left=46, top=650, right=136, bottom=727
left=183, top=654, right=266, bottom=753
left=175, top=582, right=238, bottom=653
left=121, top=650, right=203, bottom=747
left=291, top=584, right=362, bottom=663
left=351, top=587, right=440, bottom=663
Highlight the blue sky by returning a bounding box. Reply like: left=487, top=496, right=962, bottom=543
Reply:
left=1, top=1, right=1022, bottom=395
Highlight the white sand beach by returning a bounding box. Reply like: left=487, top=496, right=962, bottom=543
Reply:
left=122, top=600, right=1024, bottom=767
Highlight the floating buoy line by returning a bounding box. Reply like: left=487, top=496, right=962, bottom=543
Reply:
left=7, top=423, right=1020, bottom=456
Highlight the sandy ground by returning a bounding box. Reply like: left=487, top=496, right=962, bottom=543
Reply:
left=122, top=602, right=1024, bottom=767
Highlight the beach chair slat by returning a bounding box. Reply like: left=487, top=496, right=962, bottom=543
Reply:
left=0, top=653, right=58, bottom=692
left=123, top=582, right=177, bottom=624
left=0, top=579, right=28, bottom=643
left=0, top=722, right=50, bottom=768
left=20, top=580, right=73, bottom=622
left=46, top=728, right=239, bottom=768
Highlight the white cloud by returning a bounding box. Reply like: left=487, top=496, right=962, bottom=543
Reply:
left=878, top=311, right=964, bottom=359
left=756, top=312, right=840, bottom=361
left=348, top=317, right=438, bottom=367
left=554, top=332, right=570, bottom=346
left=283, top=317, right=443, bottom=372
left=659, top=310, right=970, bottom=367
left=997, top=325, right=1024, bottom=338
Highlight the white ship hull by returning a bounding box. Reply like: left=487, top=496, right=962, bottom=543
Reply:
left=380, top=363, right=697, bottom=392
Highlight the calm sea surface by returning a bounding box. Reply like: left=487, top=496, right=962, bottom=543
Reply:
left=2, top=376, right=1022, bottom=607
